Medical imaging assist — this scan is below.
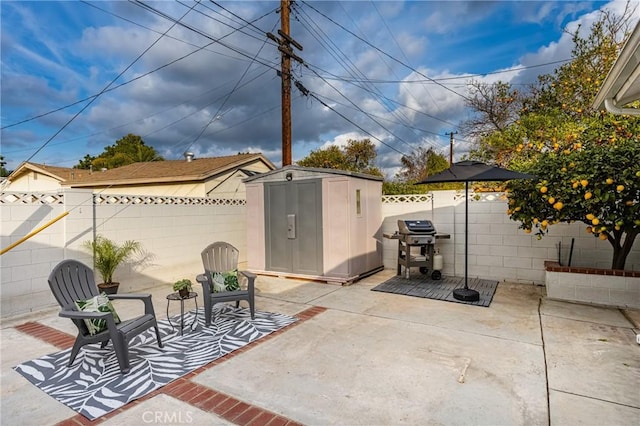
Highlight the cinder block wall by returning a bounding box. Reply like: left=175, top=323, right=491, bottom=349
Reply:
left=381, top=191, right=640, bottom=284
left=2, top=189, right=637, bottom=318
left=1, top=189, right=247, bottom=318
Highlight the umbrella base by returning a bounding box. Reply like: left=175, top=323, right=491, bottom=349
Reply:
left=453, top=287, right=480, bottom=302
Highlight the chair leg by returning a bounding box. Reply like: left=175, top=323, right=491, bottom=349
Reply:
left=67, top=338, right=84, bottom=367
left=235, top=301, right=240, bottom=308
left=204, top=300, right=212, bottom=327
left=248, top=297, right=255, bottom=319
left=111, top=333, right=130, bottom=374
left=154, top=325, right=163, bottom=348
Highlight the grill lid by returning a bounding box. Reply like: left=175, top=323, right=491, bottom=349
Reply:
left=397, top=219, right=436, bottom=234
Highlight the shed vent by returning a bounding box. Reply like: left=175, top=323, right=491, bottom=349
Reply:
left=184, top=152, right=195, bottom=162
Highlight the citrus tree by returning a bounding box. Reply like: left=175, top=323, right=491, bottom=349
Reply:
left=466, top=6, right=639, bottom=269
left=506, top=118, right=639, bottom=269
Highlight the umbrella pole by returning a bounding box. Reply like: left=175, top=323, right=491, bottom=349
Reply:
left=465, top=181, right=468, bottom=289
left=452, top=181, right=480, bottom=302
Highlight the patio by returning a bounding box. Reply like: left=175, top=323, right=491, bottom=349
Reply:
left=1, top=269, right=639, bottom=425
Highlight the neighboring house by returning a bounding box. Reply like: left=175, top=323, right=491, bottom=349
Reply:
left=3, top=153, right=276, bottom=199
left=2, top=163, right=83, bottom=192
left=592, top=21, right=640, bottom=116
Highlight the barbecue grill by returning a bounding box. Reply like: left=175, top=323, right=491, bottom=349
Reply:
left=396, top=219, right=444, bottom=280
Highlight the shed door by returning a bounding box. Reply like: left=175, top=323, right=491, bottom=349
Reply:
left=264, top=180, right=323, bottom=275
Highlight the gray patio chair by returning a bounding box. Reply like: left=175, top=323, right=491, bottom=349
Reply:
left=47, top=259, right=162, bottom=374
left=196, top=242, right=256, bottom=326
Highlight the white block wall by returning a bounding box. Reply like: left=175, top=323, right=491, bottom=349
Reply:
left=2, top=189, right=638, bottom=318
left=546, top=271, right=640, bottom=309
left=1, top=190, right=247, bottom=318
left=381, top=191, right=640, bottom=284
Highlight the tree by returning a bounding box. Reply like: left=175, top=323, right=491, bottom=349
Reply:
left=75, top=134, right=163, bottom=170
left=395, top=146, right=449, bottom=183
left=297, top=138, right=382, bottom=176
left=383, top=146, right=457, bottom=194
left=0, top=156, right=9, bottom=177
left=466, top=5, right=639, bottom=269
left=507, top=131, right=639, bottom=270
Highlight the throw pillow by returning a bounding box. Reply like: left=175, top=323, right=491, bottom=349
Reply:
left=75, top=293, right=121, bottom=335
left=211, top=270, right=239, bottom=292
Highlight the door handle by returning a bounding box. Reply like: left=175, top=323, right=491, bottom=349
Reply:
left=287, top=214, right=296, bottom=239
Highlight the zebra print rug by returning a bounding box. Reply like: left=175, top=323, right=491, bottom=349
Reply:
left=14, top=305, right=296, bottom=420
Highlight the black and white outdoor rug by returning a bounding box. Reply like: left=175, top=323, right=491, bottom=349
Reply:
left=14, top=305, right=296, bottom=420
left=372, top=275, right=498, bottom=307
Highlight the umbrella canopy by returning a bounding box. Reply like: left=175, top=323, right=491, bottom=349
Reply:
left=416, top=161, right=535, bottom=301
left=416, top=160, right=536, bottom=184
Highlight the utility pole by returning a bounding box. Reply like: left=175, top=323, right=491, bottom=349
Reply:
left=267, top=0, right=303, bottom=166
left=446, top=131, right=457, bottom=165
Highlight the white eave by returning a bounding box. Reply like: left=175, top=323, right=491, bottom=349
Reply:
left=592, top=21, right=640, bottom=116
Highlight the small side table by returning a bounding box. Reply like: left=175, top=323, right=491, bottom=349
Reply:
left=166, top=291, right=198, bottom=335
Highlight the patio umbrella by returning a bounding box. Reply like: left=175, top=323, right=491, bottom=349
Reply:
left=416, top=161, right=536, bottom=301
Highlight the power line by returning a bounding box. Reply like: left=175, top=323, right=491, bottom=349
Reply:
left=14, top=1, right=201, bottom=168
left=2, top=1, right=279, bottom=130
left=301, top=0, right=471, bottom=103
left=294, top=5, right=424, bottom=150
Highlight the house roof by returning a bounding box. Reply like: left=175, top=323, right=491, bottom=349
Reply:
left=65, top=153, right=275, bottom=187
left=592, top=21, right=640, bottom=116
left=7, top=162, right=88, bottom=183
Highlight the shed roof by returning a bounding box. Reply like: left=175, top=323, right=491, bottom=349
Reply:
left=243, top=165, right=384, bottom=183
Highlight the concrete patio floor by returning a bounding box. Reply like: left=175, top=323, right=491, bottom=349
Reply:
left=1, top=269, right=639, bottom=425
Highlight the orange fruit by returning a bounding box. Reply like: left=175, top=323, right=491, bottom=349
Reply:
left=580, top=180, right=588, bottom=187
left=606, top=178, right=613, bottom=185
left=586, top=213, right=595, bottom=220
left=548, top=197, right=555, bottom=204
left=616, top=185, right=624, bottom=192
left=592, top=218, right=600, bottom=225
left=553, top=202, right=563, bottom=210
left=599, top=233, right=607, bottom=240
left=540, top=186, right=548, bottom=194
left=584, top=192, right=592, bottom=200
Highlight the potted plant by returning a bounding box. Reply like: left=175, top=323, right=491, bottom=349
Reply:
left=82, top=235, right=143, bottom=294
left=173, top=279, right=193, bottom=298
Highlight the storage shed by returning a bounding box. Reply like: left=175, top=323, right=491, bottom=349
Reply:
left=244, top=166, right=384, bottom=284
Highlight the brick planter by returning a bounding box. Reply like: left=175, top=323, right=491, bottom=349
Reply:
left=544, top=261, right=640, bottom=309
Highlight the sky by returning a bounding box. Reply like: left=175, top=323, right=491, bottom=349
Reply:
left=0, top=0, right=633, bottom=178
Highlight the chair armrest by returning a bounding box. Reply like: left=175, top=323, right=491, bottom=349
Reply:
left=197, top=273, right=211, bottom=294
left=108, top=293, right=151, bottom=300
left=59, top=309, right=112, bottom=321
left=239, top=270, right=256, bottom=280
left=108, top=293, right=155, bottom=316
left=239, top=270, right=256, bottom=291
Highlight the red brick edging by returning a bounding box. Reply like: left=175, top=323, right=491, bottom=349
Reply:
left=544, top=260, right=640, bottom=277
left=15, top=306, right=328, bottom=426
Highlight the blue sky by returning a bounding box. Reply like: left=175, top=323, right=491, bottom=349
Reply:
left=0, top=1, right=631, bottom=177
